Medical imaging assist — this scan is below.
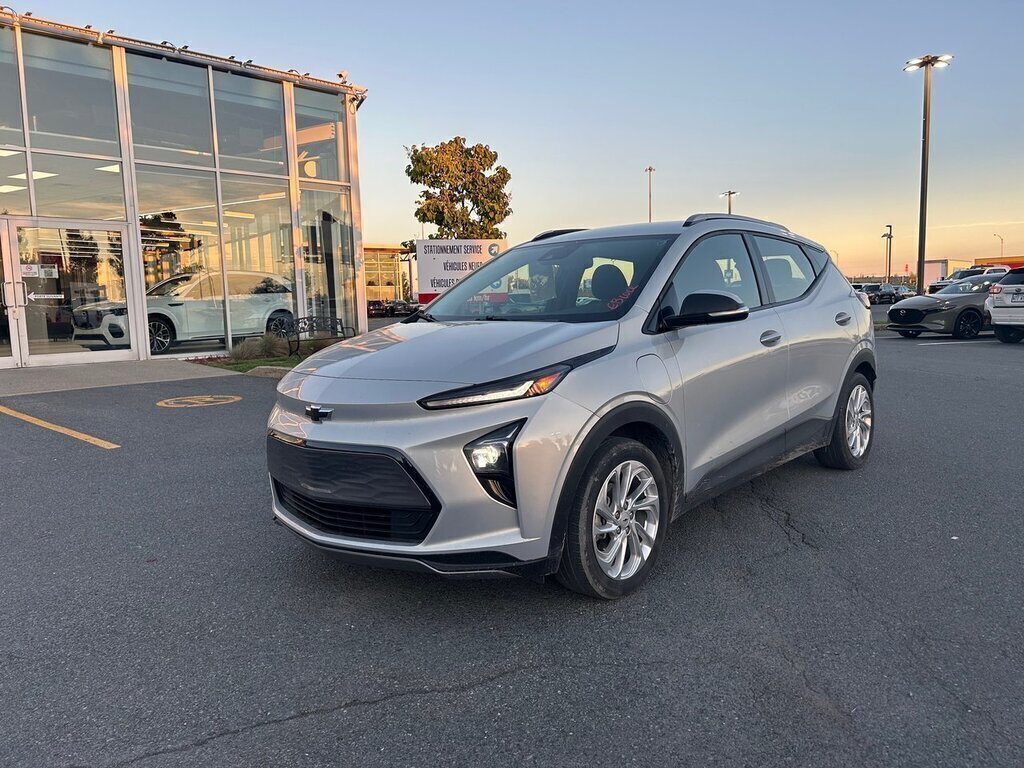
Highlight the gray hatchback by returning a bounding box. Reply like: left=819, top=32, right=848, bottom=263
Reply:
left=268, top=215, right=876, bottom=598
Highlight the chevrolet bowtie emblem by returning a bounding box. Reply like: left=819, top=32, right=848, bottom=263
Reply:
left=305, top=404, right=334, bottom=423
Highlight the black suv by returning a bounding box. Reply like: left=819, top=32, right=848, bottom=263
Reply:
left=862, top=283, right=898, bottom=304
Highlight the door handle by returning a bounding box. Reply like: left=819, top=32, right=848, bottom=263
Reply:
left=760, top=330, right=782, bottom=347
left=1, top=282, right=13, bottom=307
left=835, top=312, right=852, bottom=326
left=167, top=301, right=185, bottom=307
left=15, top=282, right=27, bottom=306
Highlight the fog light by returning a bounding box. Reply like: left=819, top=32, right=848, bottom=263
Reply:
left=464, top=421, right=524, bottom=507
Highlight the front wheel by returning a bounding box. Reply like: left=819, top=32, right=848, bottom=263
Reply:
left=993, top=325, right=1024, bottom=344
left=815, top=372, right=874, bottom=470
left=148, top=316, right=174, bottom=354
left=952, top=310, right=983, bottom=339
left=556, top=438, right=668, bottom=599
left=897, top=330, right=921, bottom=339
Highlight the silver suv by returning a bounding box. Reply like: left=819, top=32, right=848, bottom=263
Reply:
left=267, top=215, right=876, bottom=598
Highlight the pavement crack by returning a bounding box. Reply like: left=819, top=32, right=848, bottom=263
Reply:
left=750, top=477, right=819, bottom=550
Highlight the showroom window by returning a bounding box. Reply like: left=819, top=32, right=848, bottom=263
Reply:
left=220, top=173, right=296, bottom=330
left=294, top=87, right=347, bottom=182
left=21, top=33, right=120, bottom=156
left=299, top=183, right=355, bottom=326
left=213, top=72, right=286, bottom=175
left=126, top=54, right=214, bottom=167
left=135, top=164, right=225, bottom=353
left=0, top=26, right=24, bottom=147
left=31, top=154, right=126, bottom=220
left=0, top=150, right=31, bottom=215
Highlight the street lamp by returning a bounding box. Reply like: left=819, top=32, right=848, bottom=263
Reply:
left=645, top=166, right=655, bottom=223
left=994, top=233, right=1004, bottom=261
left=904, top=53, right=953, bottom=294
left=881, top=225, right=893, bottom=283
left=720, top=190, right=739, bottom=214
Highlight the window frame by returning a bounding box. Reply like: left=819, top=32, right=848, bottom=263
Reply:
left=745, top=233, right=827, bottom=308
left=644, top=230, right=768, bottom=334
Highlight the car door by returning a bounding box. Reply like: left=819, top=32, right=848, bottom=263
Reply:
left=228, top=272, right=262, bottom=335
left=749, top=236, right=861, bottom=451
left=181, top=274, right=225, bottom=339
left=657, top=233, right=790, bottom=499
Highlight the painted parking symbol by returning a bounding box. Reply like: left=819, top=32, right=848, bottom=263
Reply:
left=157, top=395, right=242, bottom=408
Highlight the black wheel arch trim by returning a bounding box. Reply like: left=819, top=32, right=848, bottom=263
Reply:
left=546, top=401, right=684, bottom=565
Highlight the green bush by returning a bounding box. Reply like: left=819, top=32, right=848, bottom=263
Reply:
left=231, top=334, right=288, bottom=360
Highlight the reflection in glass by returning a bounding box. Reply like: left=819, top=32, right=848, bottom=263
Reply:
left=135, top=164, right=224, bottom=353
left=220, top=174, right=296, bottom=333
left=294, top=88, right=347, bottom=182
left=31, top=154, right=126, bottom=220
left=0, top=151, right=31, bottom=214
left=299, top=184, right=355, bottom=327
left=0, top=27, right=24, bottom=147
left=127, top=54, right=214, bottom=166
left=16, top=226, right=130, bottom=355
left=213, top=72, right=286, bottom=174
left=22, top=33, right=119, bottom=155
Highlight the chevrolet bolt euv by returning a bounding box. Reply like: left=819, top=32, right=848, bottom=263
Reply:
left=267, top=215, right=876, bottom=598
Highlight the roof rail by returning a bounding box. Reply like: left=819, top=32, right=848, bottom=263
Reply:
left=683, top=214, right=789, bottom=231
left=531, top=228, right=588, bottom=242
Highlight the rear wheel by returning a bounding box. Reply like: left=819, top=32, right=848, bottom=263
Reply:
left=952, top=310, right=983, bottom=339
left=993, top=325, right=1024, bottom=344
left=266, top=311, right=293, bottom=337
left=897, top=330, right=921, bottom=338
left=815, top=372, right=874, bottom=470
left=556, top=438, right=668, bottom=599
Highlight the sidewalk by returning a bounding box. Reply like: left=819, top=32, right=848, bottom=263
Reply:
left=0, top=359, right=237, bottom=398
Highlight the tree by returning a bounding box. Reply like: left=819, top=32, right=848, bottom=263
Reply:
left=405, top=137, right=512, bottom=239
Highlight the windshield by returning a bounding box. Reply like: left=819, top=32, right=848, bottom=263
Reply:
left=936, top=276, right=994, bottom=295
left=863, top=283, right=880, bottom=291
left=426, top=234, right=678, bottom=322
left=147, top=275, right=197, bottom=297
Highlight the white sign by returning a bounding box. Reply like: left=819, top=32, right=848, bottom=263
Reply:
left=415, top=239, right=506, bottom=303
left=28, top=292, right=63, bottom=301
left=40, top=265, right=59, bottom=279
left=20, top=264, right=39, bottom=277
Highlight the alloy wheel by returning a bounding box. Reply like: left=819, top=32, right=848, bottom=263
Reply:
left=957, top=313, right=982, bottom=339
left=845, top=384, right=873, bottom=458
left=148, top=320, right=171, bottom=354
left=592, top=460, right=660, bottom=580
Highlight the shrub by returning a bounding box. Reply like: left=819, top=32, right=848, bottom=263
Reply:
left=230, top=333, right=288, bottom=360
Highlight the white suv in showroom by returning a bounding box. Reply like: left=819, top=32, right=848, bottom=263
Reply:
left=986, top=267, right=1024, bottom=343
left=73, top=271, right=294, bottom=353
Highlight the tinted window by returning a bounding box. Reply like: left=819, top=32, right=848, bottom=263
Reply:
left=661, top=234, right=761, bottom=315
left=999, top=269, right=1024, bottom=286
left=802, top=245, right=830, bottom=275
left=754, top=236, right=815, bottom=303
left=936, top=276, right=996, bottom=295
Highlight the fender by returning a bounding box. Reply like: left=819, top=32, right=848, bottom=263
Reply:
left=546, top=401, right=684, bottom=563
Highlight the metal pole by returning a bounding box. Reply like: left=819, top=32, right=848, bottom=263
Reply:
left=915, top=65, right=932, bottom=295
left=644, top=166, right=654, bottom=223
left=994, top=233, right=1004, bottom=260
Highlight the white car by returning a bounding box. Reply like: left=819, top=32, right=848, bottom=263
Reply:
left=982, top=265, right=1010, bottom=276
left=985, top=267, right=1024, bottom=344
left=73, top=271, right=295, bottom=354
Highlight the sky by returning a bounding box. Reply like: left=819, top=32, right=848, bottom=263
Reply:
left=28, top=0, right=1024, bottom=276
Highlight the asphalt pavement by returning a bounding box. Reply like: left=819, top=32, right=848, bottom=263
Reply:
left=1, top=335, right=1022, bottom=767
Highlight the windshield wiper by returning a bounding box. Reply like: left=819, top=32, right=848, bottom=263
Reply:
left=403, top=309, right=438, bottom=323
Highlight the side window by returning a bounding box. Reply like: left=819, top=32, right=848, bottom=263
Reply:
left=662, top=234, right=762, bottom=315
left=802, top=244, right=830, bottom=275
left=194, top=275, right=223, bottom=300
left=754, top=236, right=815, bottom=303
left=228, top=273, right=261, bottom=296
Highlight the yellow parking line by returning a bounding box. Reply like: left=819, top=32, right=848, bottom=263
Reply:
left=0, top=405, right=120, bottom=450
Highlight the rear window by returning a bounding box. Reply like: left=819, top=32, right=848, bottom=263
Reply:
left=999, top=269, right=1024, bottom=286
left=801, top=245, right=830, bottom=275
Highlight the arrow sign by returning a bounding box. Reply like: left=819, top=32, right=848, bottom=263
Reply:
left=28, top=292, right=63, bottom=301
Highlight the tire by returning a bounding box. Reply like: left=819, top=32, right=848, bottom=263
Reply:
left=897, top=330, right=921, bottom=339
left=815, top=372, right=874, bottom=470
left=952, top=310, right=983, bottom=339
left=556, top=437, right=669, bottom=599
left=148, top=316, right=174, bottom=355
left=266, top=311, right=293, bottom=337
left=993, top=325, right=1024, bottom=344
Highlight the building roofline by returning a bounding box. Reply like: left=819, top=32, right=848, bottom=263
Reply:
left=0, top=10, right=367, bottom=105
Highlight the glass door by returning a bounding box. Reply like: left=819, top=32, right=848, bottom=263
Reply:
left=1, top=218, right=136, bottom=367
left=0, top=221, right=24, bottom=369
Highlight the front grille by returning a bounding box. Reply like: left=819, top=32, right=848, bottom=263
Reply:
left=889, top=307, right=924, bottom=324
left=268, top=435, right=440, bottom=543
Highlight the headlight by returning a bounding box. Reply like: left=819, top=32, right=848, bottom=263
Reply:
left=419, top=347, right=613, bottom=410
left=464, top=421, right=523, bottom=506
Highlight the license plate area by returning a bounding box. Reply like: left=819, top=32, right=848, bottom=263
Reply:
left=1010, top=294, right=1024, bottom=304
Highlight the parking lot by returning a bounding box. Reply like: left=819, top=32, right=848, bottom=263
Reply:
left=2, top=334, right=1022, bottom=768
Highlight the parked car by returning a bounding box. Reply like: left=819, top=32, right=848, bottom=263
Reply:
left=982, top=265, right=1010, bottom=276
left=267, top=214, right=876, bottom=598
left=887, top=274, right=998, bottom=339
left=850, top=283, right=864, bottom=291
left=928, top=267, right=985, bottom=294
left=367, top=300, right=387, bottom=317
left=386, top=299, right=419, bottom=317
left=894, top=285, right=917, bottom=300
left=985, top=267, right=1024, bottom=344
left=73, top=271, right=294, bottom=354
left=862, top=283, right=898, bottom=304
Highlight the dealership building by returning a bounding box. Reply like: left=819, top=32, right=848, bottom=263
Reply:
left=0, top=11, right=367, bottom=369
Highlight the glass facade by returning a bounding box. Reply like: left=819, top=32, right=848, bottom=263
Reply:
left=0, top=19, right=362, bottom=367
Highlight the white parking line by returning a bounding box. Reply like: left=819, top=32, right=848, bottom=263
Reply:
left=916, top=340, right=999, bottom=346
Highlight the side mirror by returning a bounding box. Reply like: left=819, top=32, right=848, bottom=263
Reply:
left=662, top=291, right=749, bottom=329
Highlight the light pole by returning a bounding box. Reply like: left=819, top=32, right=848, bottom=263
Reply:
left=720, top=190, right=739, bottom=214
left=644, top=166, right=655, bottom=222
left=994, top=233, right=1004, bottom=261
left=882, top=225, right=893, bottom=283
left=904, top=53, right=953, bottom=295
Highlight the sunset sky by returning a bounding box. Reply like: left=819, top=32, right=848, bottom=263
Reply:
left=35, top=0, right=1024, bottom=275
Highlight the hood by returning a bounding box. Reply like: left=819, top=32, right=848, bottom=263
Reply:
left=893, top=293, right=979, bottom=310
left=292, top=320, right=620, bottom=385
left=75, top=300, right=127, bottom=313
